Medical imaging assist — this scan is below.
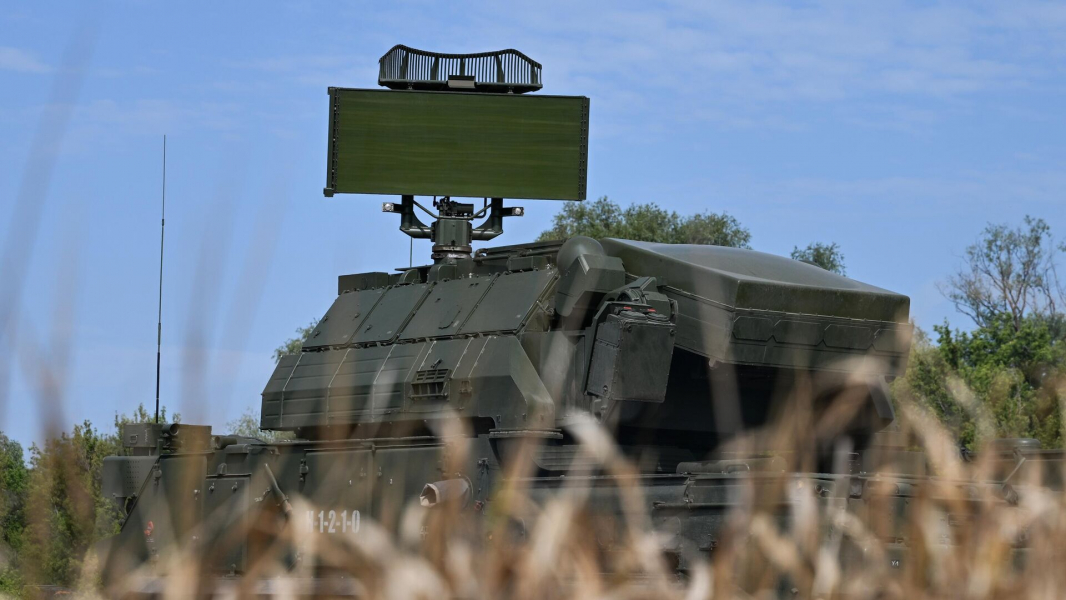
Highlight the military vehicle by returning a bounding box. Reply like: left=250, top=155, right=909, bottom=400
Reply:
left=99, top=46, right=1059, bottom=594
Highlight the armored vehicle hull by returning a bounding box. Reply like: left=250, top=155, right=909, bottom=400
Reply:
left=262, top=237, right=908, bottom=450
left=102, top=236, right=927, bottom=589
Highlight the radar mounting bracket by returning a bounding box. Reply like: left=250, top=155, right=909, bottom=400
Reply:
left=383, top=195, right=523, bottom=264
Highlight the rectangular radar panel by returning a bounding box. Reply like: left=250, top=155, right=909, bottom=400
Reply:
left=324, top=88, right=589, bottom=201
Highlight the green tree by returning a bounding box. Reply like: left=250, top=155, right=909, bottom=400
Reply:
left=940, top=216, right=1065, bottom=332
left=273, top=319, right=319, bottom=363
left=896, top=216, right=1066, bottom=449
left=895, top=314, right=1066, bottom=450
left=226, top=407, right=295, bottom=443
left=936, top=314, right=1065, bottom=447
left=538, top=196, right=752, bottom=248
left=1, top=403, right=175, bottom=592
left=791, top=242, right=846, bottom=275
left=113, top=402, right=178, bottom=434
left=891, top=326, right=972, bottom=443
left=0, top=434, right=29, bottom=594
left=21, top=421, right=122, bottom=588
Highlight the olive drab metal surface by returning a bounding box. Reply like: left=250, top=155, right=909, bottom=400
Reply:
left=398, top=277, right=493, bottom=340
left=458, top=269, right=554, bottom=334
left=586, top=310, right=674, bottom=403
left=325, top=89, right=590, bottom=200
left=302, top=288, right=385, bottom=349
left=599, top=239, right=912, bottom=375
left=352, top=283, right=431, bottom=344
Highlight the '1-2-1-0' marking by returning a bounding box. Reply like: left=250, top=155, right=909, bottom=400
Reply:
left=305, top=509, right=360, bottom=534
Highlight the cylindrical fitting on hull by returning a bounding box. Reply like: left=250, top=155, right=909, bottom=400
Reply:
left=420, top=478, right=472, bottom=508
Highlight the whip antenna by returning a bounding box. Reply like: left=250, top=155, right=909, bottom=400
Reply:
left=155, top=135, right=166, bottom=424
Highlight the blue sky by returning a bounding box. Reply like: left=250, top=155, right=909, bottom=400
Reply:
left=2, top=1, right=1065, bottom=450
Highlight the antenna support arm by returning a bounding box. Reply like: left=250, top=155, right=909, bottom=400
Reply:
left=472, top=198, right=522, bottom=241
left=383, top=195, right=433, bottom=238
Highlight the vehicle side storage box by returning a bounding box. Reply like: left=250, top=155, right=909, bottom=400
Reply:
left=587, top=311, right=674, bottom=403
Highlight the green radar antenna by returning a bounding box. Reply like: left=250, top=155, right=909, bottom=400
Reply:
left=324, top=45, right=589, bottom=264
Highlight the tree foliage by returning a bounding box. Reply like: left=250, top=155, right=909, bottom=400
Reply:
left=273, top=319, right=319, bottom=363
left=226, top=407, right=295, bottom=443
left=537, top=196, right=753, bottom=248
left=113, top=402, right=177, bottom=430
left=791, top=242, right=846, bottom=275
left=0, top=434, right=29, bottom=593
left=0, top=403, right=174, bottom=593
left=895, top=314, right=1066, bottom=450
left=940, top=216, right=1065, bottom=331
left=21, top=421, right=122, bottom=587
left=892, top=217, right=1066, bottom=450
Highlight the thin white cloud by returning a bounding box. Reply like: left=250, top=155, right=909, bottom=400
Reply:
left=0, top=46, right=50, bottom=73
left=223, top=1, right=1066, bottom=134
left=409, top=0, right=1066, bottom=131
